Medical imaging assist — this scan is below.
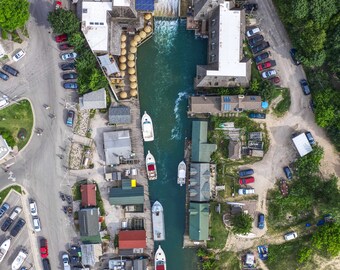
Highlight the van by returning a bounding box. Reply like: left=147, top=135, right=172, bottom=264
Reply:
left=284, top=231, right=297, bottom=241
left=2, top=65, right=19, bottom=76
left=42, top=258, right=51, bottom=270
left=258, top=213, right=265, bottom=229
left=239, top=169, right=254, bottom=177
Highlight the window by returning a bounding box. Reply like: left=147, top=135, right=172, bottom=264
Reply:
left=95, top=22, right=99, bottom=25
left=90, top=22, right=94, bottom=25
left=223, top=104, right=231, bottom=111
left=250, top=96, right=256, bottom=101
left=212, top=19, right=216, bottom=26
left=223, top=96, right=231, bottom=102
left=83, top=9, right=88, bottom=13
left=100, top=22, right=104, bottom=25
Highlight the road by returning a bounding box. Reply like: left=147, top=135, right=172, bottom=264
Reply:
left=0, top=0, right=78, bottom=268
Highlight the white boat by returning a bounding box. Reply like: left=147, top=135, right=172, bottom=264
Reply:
left=177, top=161, right=186, bottom=186
left=155, top=245, right=166, bottom=270
left=152, top=201, right=165, bottom=241
left=146, top=150, right=157, bottom=180
left=0, top=238, right=11, bottom=263
left=12, top=250, right=28, bottom=270
left=141, top=111, right=154, bottom=142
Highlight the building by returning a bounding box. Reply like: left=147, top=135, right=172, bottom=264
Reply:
left=191, top=120, right=217, bottom=163
left=81, top=184, right=97, bottom=208
left=79, top=88, right=107, bottom=110
left=81, top=1, right=113, bottom=52
left=228, top=140, right=241, bottom=160
left=189, top=163, right=211, bottom=202
left=292, top=133, right=313, bottom=157
left=108, top=258, right=133, bottom=270
left=135, top=0, right=154, bottom=12
left=188, top=95, right=263, bottom=117
left=109, top=179, right=144, bottom=206
left=0, top=135, right=11, bottom=161
left=79, top=208, right=101, bottom=244
left=80, top=244, right=102, bottom=267
left=118, top=230, right=146, bottom=249
left=109, top=105, right=132, bottom=125
left=189, top=202, right=209, bottom=241
left=103, top=130, right=132, bottom=165
left=194, top=1, right=250, bottom=89
left=112, top=0, right=137, bottom=21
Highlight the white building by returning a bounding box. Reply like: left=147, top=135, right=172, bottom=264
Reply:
left=292, top=133, right=313, bottom=157
left=0, top=135, right=11, bottom=161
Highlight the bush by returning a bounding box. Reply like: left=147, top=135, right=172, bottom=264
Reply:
left=273, top=89, right=291, bottom=117
left=0, top=127, right=16, bottom=147
left=231, top=213, right=253, bottom=234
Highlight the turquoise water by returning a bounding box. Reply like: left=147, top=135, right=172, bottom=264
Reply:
left=137, top=19, right=207, bottom=270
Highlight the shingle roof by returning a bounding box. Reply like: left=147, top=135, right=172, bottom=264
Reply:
left=79, top=88, right=107, bottom=110
left=228, top=140, right=241, bottom=160
left=119, top=230, right=146, bottom=249
left=109, top=105, right=131, bottom=124
left=81, top=184, right=97, bottom=207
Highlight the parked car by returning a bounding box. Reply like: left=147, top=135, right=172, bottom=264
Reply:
left=42, top=258, right=51, bottom=270
left=12, top=49, right=26, bottom=62
left=2, top=65, right=19, bottom=76
left=1, top=217, right=13, bottom=232
left=62, top=253, right=70, bottom=268
left=289, top=48, right=300, bottom=65
left=258, top=213, right=265, bottom=229
left=246, top=27, right=260, bottom=37
left=61, top=62, right=76, bottom=71
left=262, top=69, right=277, bottom=79
left=254, top=51, right=270, bottom=63
left=300, top=79, right=311, bottom=95
left=66, top=110, right=75, bottom=127
left=284, top=231, right=298, bottom=241
left=0, top=202, right=10, bottom=218
left=239, top=169, right=254, bottom=177
left=40, top=238, right=49, bottom=258
left=305, top=131, right=315, bottom=146
left=238, top=188, right=255, bottom=195
left=270, top=76, right=280, bottom=84
left=10, top=218, right=26, bottom=237
left=33, top=217, right=41, bottom=232
left=257, top=60, right=275, bottom=71
left=251, top=42, right=270, bottom=54
left=0, top=71, right=9, bottom=81
left=248, top=35, right=264, bottom=47
left=249, top=113, right=266, bottom=119
left=62, top=72, right=78, bottom=80
left=239, top=177, right=255, bottom=185
left=55, top=34, right=68, bottom=43
left=61, top=52, right=77, bottom=61
left=0, top=96, right=9, bottom=108
left=63, top=82, right=78, bottom=89
left=29, top=200, right=38, bottom=216
left=283, top=166, right=292, bottom=180
left=243, top=3, right=258, bottom=12
left=310, top=99, right=316, bottom=113
left=59, top=43, right=74, bottom=51
left=9, top=206, right=22, bottom=221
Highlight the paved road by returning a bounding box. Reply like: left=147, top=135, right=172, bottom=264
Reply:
left=1, top=0, right=78, bottom=268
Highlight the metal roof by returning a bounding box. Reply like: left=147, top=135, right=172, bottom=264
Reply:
left=292, top=133, right=313, bottom=157
left=79, top=208, right=101, bottom=244
left=109, top=106, right=131, bottom=124
left=118, top=230, right=146, bottom=249
left=189, top=202, right=209, bottom=241
left=135, top=0, right=154, bottom=11
left=109, top=186, right=144, bottom=205
left=103, top=130, right=132, bottom=165
left=79, top=88, right=107, bottom=110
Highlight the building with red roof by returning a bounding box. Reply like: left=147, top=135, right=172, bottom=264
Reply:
left=81, top=184, right=97, bottom=208
left=119, top=230, right=146, bottom=249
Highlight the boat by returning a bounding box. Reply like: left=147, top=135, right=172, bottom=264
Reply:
left=0, top=238, right=11, bottom=263
left=155, top=245, right=166, bottom=270
left=141, top=111, right=154, bottom=142
left=146, top=151, right=157, bottom=180
left=177, top=161, right=186, bottom=186
left=152, top=201, right=165, bottom=241
left=11, top=249, right=28, bottom=270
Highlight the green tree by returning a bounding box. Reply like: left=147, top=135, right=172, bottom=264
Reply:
left=312, top=223, right=340, bottom=257
left=314, top=88, right=336, bottom=127
left=231, top=213, right=253, bottom=234
left=297, top=21, right=326, bottom=55
left=0, top=0, right=30, bottom=31
left=69, top=32, right=86, bottom=51
left=48, top=9, right=80, bottom=34
left=298, top=247, right=313, bottom=263
left=295, top=145, right=324, bottom=176
left=310, top=0, right=337, bottom=27
left=250, top=79, right=259, bottom=92
left=291, top=0, right=309, bottom=20
left=0, top=128, right=15, bottom=147
left=299, top=49, right=327, bottom=67
left=89, top=68, right=107, bottom=90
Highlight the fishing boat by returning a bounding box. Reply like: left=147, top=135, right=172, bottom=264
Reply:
left=177, top=161, right=186, bottom=186
left=12, top=249, right=28, bottom=270
left=0, top=238, right=11, bottom=263
left=141, top=111, right=154, bottom=142
left=146, top=151, right=157, bottom=180
left=155, top=245, right=166, bottom=270
left=152, top=201, right=165, bottom=241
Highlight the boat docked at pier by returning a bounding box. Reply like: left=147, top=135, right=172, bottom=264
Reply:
left=11, top=249, right=28, bottom=270
left=0, top=238, right=11, bottom=263
left=155, top=245, right=166, bottom=270
left=152, top=201, right=165, bottom=241
left=141, top=111, right=154, bottom=142
left=146, top=151, right=157, bottom=180
left=177, top=161, right=186, bottom=186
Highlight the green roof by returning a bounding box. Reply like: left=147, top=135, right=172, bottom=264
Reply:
left=189, top=202, right=210, bottom=241
left=79, top=208, right=101, bottom=244
left=109, top=186, right=144, bottom=205
left=191, top=121, right=217, bottom=162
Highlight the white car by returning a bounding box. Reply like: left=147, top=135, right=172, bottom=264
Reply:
left=12, top=49, right=26, bottom=62
left=246, top=27, right=260, bottom=37
left=33, top=216, right=41, bottom=232
left=0, top=96, right=9, bottom=108
left=238, top=188, right=255, bottom=195
left=29, top=200, right=38, bottom=216
left=262, top=69, right=277, bottom=79
left=61, top=52, right=77, bottom=61
left=284, top=231, right=298, bottom=241
left=62, top=253, right=71, bottom=270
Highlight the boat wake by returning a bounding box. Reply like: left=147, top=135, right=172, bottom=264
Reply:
left=170, top=91, right=188, bottom=140
left=153, top=19, right=179, bottom=55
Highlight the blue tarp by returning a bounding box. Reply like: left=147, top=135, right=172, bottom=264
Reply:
left=136, top=0, right=154, bottom=11
left=261, top=101, right=269, bottom=109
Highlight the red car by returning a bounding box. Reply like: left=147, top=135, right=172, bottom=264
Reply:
left=55, top=34, right=68, bottom=43
left=239, top=177, right=255, bottom=185
left=40, top=238, right=48, bottom=258
left=270, top=76, right=280, bottom=84
left=59, top=43, right=74, bottom=51
left=257, top=60, right=274, bottom=71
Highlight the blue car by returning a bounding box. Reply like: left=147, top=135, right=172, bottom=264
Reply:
left=254, top=51, right=270, bottom=64
left=0, top=71, right=9, bottom=81
left=239, top=169, right=254, bottom=177
left=283, top=166, right=292, bottom=180
left=0, top=203, right=10, bottom=218
left=66, top=110, right=75, bottom=127
left=63, top=82, right=78, bottom=89
left=258, top=213, right=265, bottom=229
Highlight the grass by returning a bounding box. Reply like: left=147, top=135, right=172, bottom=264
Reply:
left=1, top=30, right=8, bottom=40
left=273, top=89, right=291, bottom=117
left=215, top=251, right=241, bottom=270
left=20, top=25, right=29, bottom=38
left=11, top=31, right=23, bottom=43
left=0, top=100, right=33, bottom=150
left=207, top=202, right=229, bottom=249
left=0, top=185, right=22, bottom=204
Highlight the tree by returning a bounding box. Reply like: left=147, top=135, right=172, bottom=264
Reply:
left=231, top=213, right=253, bottom=234
left=298, top=247, right=313, bottom=263
left=297, top=21, right=326, bottom=55
left=314, top=88, right=337, bottom=127
left=312, top=223, right=340, bottom=257
left=291, top=0, right=309, bottom=20
left=69, top=32, right=86, bottom=52
left=0, top=0, right=30, bottom=31
left=310, top=0, right=337, bottom=27
left=89, top=68, right=107, bottom=91
left=48, top=9, right=80, bottom=34
left=295, top=145, right=324, bottom=176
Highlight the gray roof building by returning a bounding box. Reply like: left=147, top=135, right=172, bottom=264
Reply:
left=109, top=105, right=132, bottom=124
left=228, top=140, right=241, bottom=160
left=109, top=179, right=144, bottom=205
left=79, top=208, right=101, bottom=244
left=80, top=244, right=102, bottom=266
left=79, top=88, right=107, bottom=110
left=189, top=163, right=211, bottom=202
left=104, top=130, right=132, bottom=165
left=191, top=121, right=217, bottom=163
left=0, top=135, right=11, bottom=161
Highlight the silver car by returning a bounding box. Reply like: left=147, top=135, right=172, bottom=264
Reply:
left=61, top=52, right=77, bottom=61
left=262, top=69, right=277, bottom=79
